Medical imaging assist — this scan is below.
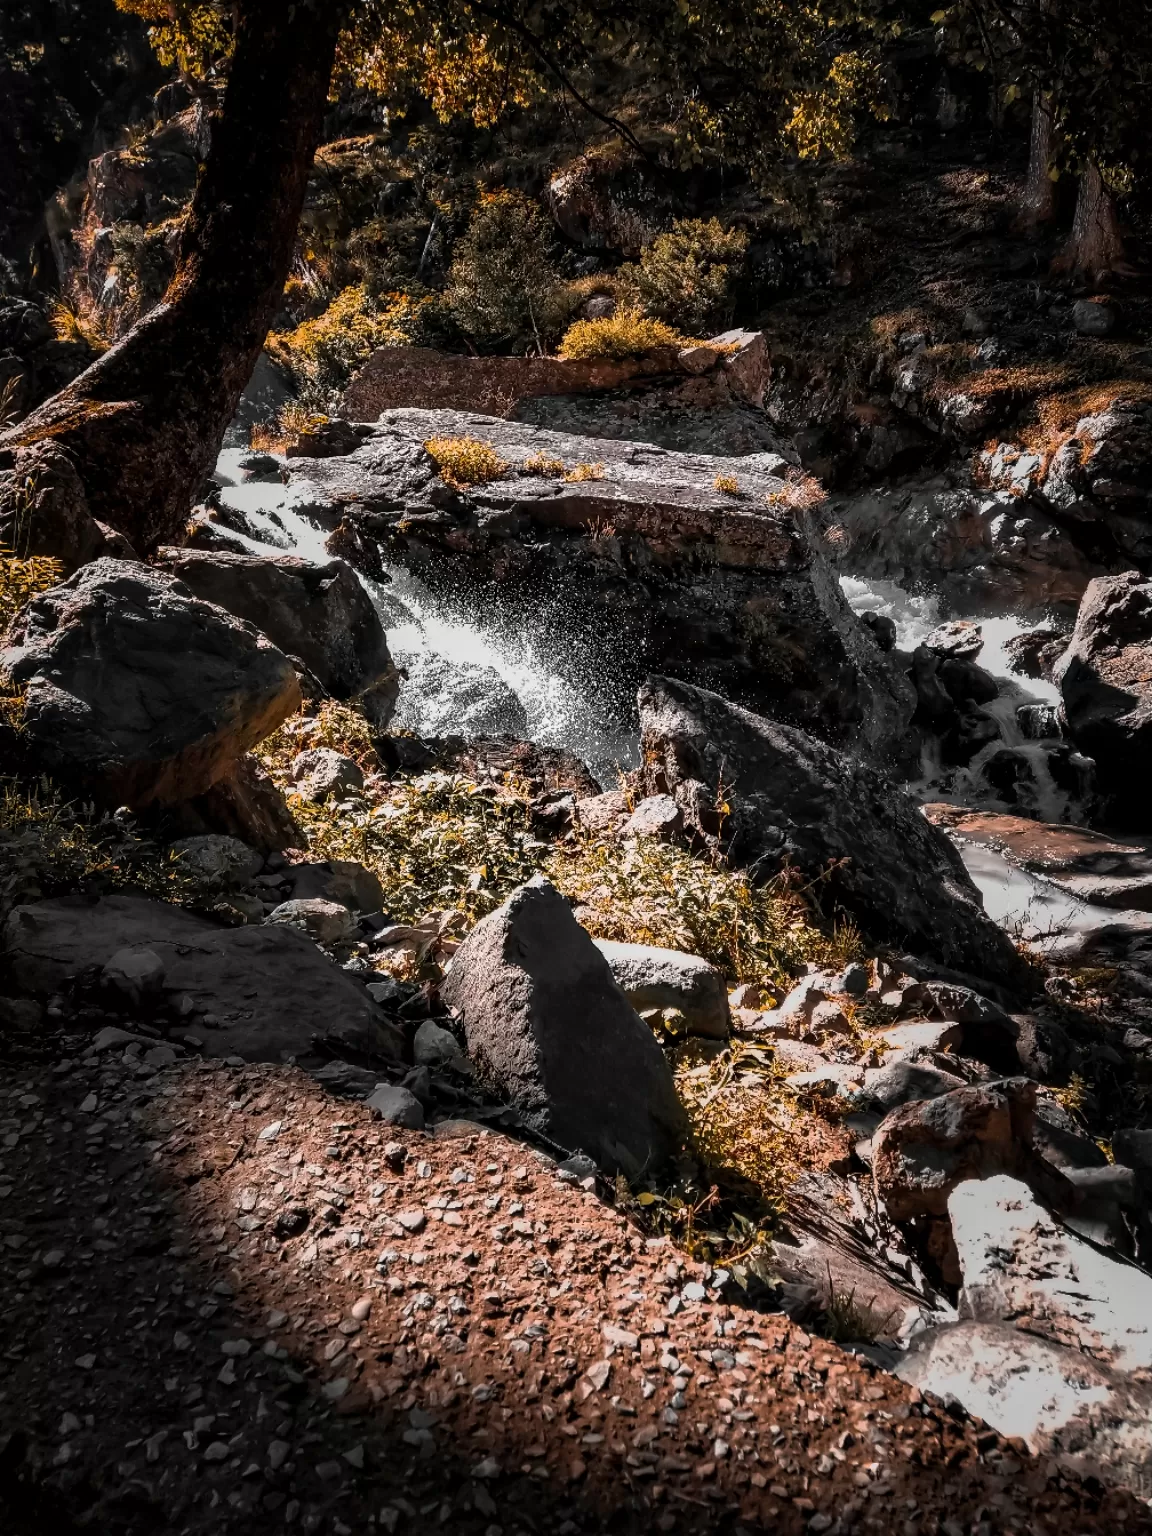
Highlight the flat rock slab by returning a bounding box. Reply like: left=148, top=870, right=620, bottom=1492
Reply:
left=926, top=804, right=1152, bottom=910
left=949, top=1174, right=1152, bottom=1374
left=3, top=894, right=403, bottom=1063
left=284, top=409, right=912, bottom=756
left=896, top=1319, right=1152, bottom=1500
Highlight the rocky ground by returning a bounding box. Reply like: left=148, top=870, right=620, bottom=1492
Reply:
left=3, top=1043, right=1150, bottom=1536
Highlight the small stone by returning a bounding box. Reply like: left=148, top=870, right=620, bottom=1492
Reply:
left=315, top=1459, right=344, bottom=1481
left=586, top=1360, right=612, bottom=1391
left=366, top=1086, right=425, bottom=1130
left=173, top=1331, right=192, bottom=1352
left=350, top=1296, right=372, bottom=1322
left=342, top=1443, right=365, bottom=1469
left=472, top=1457, right=501, bottom=1480
left=78, top=1095, right=98, bottom=1114
left=218, top=1359, right=237, bottom=1385
left=322, top=1377, right=350, bottom=1401
left=396, top=1210, right=426, bottom=1233
left=221, top=1338, right=251, bottom=1356
left=258, top=1120, right=282, bottom=1141
left=59, top=1412, right=81, bottom=1436
left=203, top=1441, right=230, bottom=1462
left=41, top=1248, right=66, bottom=1270
left=75, top=1353, right=96, bottom=1370
left=268, top=1439, right=290, bottom=1470
left=682, top=1282, right=706, bottom=1302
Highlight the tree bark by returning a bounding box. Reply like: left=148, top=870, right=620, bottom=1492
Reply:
left=0, top=0, right=345, bottom=554
left=1056, top=160, right=1126, bottom=279
left=1017, top=86, right=1057, bottom=230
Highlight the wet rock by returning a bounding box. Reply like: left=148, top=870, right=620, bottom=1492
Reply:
left=285, top=410, right=914, bottom=758
left=290, top=747, right=364, bottom=802
left=1055, top=571, right=1152, bottom=828
left=154, top=550, right=399, bottom=726
left=592, top=940, right=730, bottom=1039
left=638, top=674, right=1029, bottom=989
left=925, top=620, right=983, bottom=659
left=1004, top=626, right=1069, bottom=682
left=441, top=875, right=686, bottom=1176
left=0, top=559, right=300, bottom=808
left=391, top=651, right=528, bottom=740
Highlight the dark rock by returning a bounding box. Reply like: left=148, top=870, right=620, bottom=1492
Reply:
left=1072, top=297, right=1120, bottom=337
left=0, top=442, right=133, bottom=574
left=440, top=876, right=686, bottom=1176
left=592, top=939, right=730, bottom=1039
left=938, top=656, right=999, bottom=707
left=860, top=612, right=896, bottom=652
left=178, top=753, right=304, bottom=853
left=1055, top=571, right=1152, bottom=828
left=153, top=549, right=399, bottom=726
left=1033, top=1096, right=1108, bottom=1172
left=1004, top=626, right=1069, bottom=682
left=0, top=559, right=301, bottom=808
left=925, top=620, right=983, bottom=658
left=280, top=859, right=384, bottom=914
left=3, top=893, right=404, bottom=1063
left=637, top=673, right=1029, bottom=990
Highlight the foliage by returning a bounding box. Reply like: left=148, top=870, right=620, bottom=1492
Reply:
left=564, top=462, right=604, bottom=483
left=549, top=833, right=858, bottom=988
left=714, top=474, right=741, bottom=495
left=424, top=435, right=508, bottom=488
left=47, top=297, right=112, bottom=355
left=786, top=52, right=890, bottom=161
left=108, top=219, right=175, bottom=317
left=617, top=219, right=748, bottom=334
left=266, top=286, right=432, bottom=409
left=818, top=1274, right=896, bottom=1344
left=0, top=779, right=217, bottom=923
left=445, top=191, right=568, bottom=351
left=766, top=471, right=827, bottom=512
left=0, top=553, right=63, bottom=632
left=558, top=309, right=685, bottom=361
left=520, top=452, right=566, bottom=477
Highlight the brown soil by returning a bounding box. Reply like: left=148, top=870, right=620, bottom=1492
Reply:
left=2, top=1046, right=1149, bottom=1536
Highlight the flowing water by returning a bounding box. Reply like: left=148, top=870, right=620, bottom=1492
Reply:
left=213, top=448, right=1142, bottom=948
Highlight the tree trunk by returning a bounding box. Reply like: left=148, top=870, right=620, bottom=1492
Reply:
left=1057, top=160, right=1126, bottom=279
left=0, top=0, right=344, bottom=554
left=1017, top=87, right=1057, bottom=230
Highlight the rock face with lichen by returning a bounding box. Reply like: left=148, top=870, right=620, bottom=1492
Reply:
left=285, top=408, right=915, bottom=762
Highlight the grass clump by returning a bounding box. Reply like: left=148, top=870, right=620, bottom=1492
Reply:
left=261, top=700, right=378, bottom=772
left=714, top=474, right=741, bottom=496
left=520, top=452, right=566, bottom=477
left=424, top=435, right=509, bottom=488
left=559, top=309, right=685, bottom=361
left=564, top=461, right=604, bottom=483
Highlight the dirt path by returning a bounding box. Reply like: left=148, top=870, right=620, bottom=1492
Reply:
left=2, top=1045, right=1149, bottom=1536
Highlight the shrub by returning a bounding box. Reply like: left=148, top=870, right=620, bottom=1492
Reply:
left=520, top=452, right=566, bottom=477
left=424, top=436, right=508, bottom=488
left=618, top=218, right=748, bottom=334
left=714, top=474, right=741, bottom=495
left=446, top=191, right=568, bottom=351
left=266, top=286, right=432, bottom=409
left=558, top=309, right=684, bottom=360
left=0, top=553, right=63, bottom=632
left=564, top=461, right=604, bottom=482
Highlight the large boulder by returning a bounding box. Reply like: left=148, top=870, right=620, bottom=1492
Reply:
left=0, top=441, right=134, bottom=573
left=153, top=549, right=399, bottom=726
left=637, top=674, right=1028, bottom=989
left=0, top=560, right=300, bottom=807
left=592, top=939, right=730, bottom=1039
left=284, top=409, right=914, bottom=760
left=1055, top=571, right=1152, bottom=828
left=3, top=894, right=404, bottom=1063
left=440, top=876, right=686, bottom=1176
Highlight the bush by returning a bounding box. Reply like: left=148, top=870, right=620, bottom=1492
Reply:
left=0, top=554, right=63, bottom=632
left=424, top=436, right=508, bottom=488
left=266, top=285, right=432, bottom=409
left=558, top=309, right=685, bottom=360
left=619, top=218, right=748, bottom=334
left=446, top=191, right=568, bottom=351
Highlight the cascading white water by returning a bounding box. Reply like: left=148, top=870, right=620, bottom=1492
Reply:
left=214, top=453, right=637, bottom=780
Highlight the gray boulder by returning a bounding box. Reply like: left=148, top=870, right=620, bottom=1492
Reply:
left=1055, top=571, right=1152, bottom=828
left=0, top=559, right=300, bottom=807
left=154, top=549, right=399, bottom=725
left=390, top=650, right=529, bottom=740
left=170, top=834, right=263, bottom=887
left=266, top=898, right=357, bottom=945
left=440, top=876, right=686, bottom=1176
left=290, top=747, right=364, bottom=801
left=3, top=893, right=403, bottom=1062
left=366, top=1084, right=425, bottom=1129
left=638, top=674, right=1029, bottom=990
left=592, top=939, right=729, bottom=1039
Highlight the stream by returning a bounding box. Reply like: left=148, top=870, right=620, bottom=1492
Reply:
left=212, top=447, right=1147, bottom=958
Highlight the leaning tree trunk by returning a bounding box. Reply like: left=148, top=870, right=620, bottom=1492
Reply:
left=1057, top=160, right=1126, bottom=279
left=0, top=0, right=344, bottom=555
left=1017, top=86, right=1057, bottom=230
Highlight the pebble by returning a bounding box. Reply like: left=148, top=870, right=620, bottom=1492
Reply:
left=268, top=1440, right=290, bottom=1470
